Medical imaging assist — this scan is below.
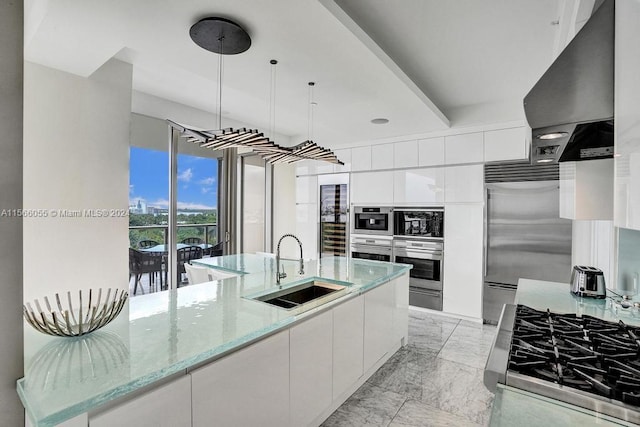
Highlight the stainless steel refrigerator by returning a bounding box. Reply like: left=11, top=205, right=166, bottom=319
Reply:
left=483, top=163, right=572, bottom=324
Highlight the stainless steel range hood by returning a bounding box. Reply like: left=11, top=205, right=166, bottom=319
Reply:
left=525, top=0, right=614, bottom=164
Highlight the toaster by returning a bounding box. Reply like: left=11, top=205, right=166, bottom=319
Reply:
left=570, top=265, right=606, bottom=298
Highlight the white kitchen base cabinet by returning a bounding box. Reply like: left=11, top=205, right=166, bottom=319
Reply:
left=332, top=296, right=364, bottom=400
left=190, top=331, right=290, bottom=427
left=443, top=203, right=484, bottom=319
left=393, top=274, right=410, bottom=344
left=290, top=310, right=333, bottom=427
left=55, top=275, right=408, bottom=427
left=364, top=280, right=395, bottom=371
left=90, top=376, right=191, bottom=427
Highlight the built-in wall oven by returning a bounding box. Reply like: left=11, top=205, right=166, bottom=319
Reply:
left=350, top=235, right=393, bottom=262
left=392, top=207, right=444, bottom=311
left=352, top=207, right=393, bottom=236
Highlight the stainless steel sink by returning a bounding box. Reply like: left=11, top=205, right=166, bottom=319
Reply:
left=248, top=278, right=351, bottom=313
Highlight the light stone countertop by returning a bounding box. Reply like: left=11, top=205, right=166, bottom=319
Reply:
left=18, top=254, right=410, bottom=427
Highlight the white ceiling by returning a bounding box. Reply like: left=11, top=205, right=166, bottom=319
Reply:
left=24, top=0, right=574, bottom=148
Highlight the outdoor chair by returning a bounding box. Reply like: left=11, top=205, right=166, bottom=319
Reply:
left=129, top=248, right=164, bottom=295
left=138, top=240, right=160, bottom=249
left=181, top=237, right=203, bottom=245
left=177, top=246, right=203, bottom=285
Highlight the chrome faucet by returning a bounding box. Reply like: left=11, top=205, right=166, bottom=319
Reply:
left=276, top=234, right=304, bottom=285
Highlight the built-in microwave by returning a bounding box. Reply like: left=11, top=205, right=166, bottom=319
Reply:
left=393, top=208, right=444, bottom=239
left=352, top=207, right=393, bottom=236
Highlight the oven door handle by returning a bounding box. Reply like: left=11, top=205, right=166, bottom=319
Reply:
left=395, top=250, right=442, bottom=260
left=409, top=286, right=441, bottom=297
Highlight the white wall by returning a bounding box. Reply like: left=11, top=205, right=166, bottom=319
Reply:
left=23, top=59, right=132, bottom=303
left=273, top=163, right=298, bottom=258
left=0, top=1, right=24, bottom=424
left=571, top=220, right=615, bottom=288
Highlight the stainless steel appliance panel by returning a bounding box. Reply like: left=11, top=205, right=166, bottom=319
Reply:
left=482, top=282, right=517, bottom=326
left=408, top=287, right=442, bottom=311
left=350, top=236, right=392, bottom=263
left=393, top=208, right=444, bottom=239
left=482, top=177, right=572, bottom=324
left=393, top=237, right=444, bottom=310
left=352, top=207, right=392, bottom=236
left=484, top=181, right=572, bottom=285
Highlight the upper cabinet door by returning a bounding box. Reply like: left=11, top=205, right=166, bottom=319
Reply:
left=615, top=0, right=640, bottom=230
left=351, top=171, right=394, bottom=205
left=484, top=127, right=529, bottom=162
left=444, top=164, right=483, bottom=203
left=418, top=137, right=445, bottom=166
left=394, top=140, right=419, bottom=168
left=295, top=159, right=317, bottom=176
left=393, top=168, right=444, bottom=205
left=445, top=132, right=484, bottom=164
left=351, top=146, right=372, bottom=171
left=333, top=148, right=352, bottom=173
left=296, top=175, right=318, bottom=204
left=371, top=143, right=394, bottom=170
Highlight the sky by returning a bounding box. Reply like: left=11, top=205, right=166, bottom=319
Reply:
left=129, top=147, right=218, bottom=210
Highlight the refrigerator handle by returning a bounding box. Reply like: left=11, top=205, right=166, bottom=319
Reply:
left=483, top=186, right=489, bottom=277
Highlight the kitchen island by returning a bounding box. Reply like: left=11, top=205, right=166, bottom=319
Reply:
left=18, top=254, right=411, bottom=427
left=489, top=278, right=640, bottom=427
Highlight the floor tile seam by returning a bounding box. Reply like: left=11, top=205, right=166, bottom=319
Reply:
left=434, top=318, right=460, bottom=357
left=387, top=395, right=410, bottom=427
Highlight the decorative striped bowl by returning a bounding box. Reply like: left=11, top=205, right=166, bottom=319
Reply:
left=23, top=288, right=128, bottom=337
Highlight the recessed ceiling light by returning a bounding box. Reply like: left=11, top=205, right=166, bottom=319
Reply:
left=537, top=132, right=568, bottom=140
left=536, top=158, right=554, bottom=163
left=371, top=118, right=389, bottom=125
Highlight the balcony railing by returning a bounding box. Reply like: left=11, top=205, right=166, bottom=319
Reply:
left=129, top=223, right=218, bottom=247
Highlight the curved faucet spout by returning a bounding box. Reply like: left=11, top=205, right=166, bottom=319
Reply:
left=276, top=234, right=304, bottom=285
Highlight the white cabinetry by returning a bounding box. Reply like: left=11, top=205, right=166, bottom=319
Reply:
left=364, top=280, right=394, bottom=371
left=418, top=137, right=445, bottom=166
left=332, top=296, right=364, bottom=400
left=290, top=310, right=333, bottom=426
left=296, top=175, right=317, bottom=204
left=296, top=160, right=317, bottom=176
left=351, top=171, right=394, bottom=205
left=90, top=376, right=191, bottom=427
left=393, top=168, right=444, bottom=205
left=444, top=164, right=483, bottom=203
left=394, top=140, right=419, bottom=168
left=443, top=204, right=483, bottom=319
left=351, top=146, right=372, bottom=171
left=484, top=127, right=529, bottom=162
left=615, top=0, right=640, bottom=230
left=296, top=203, right=318, bottom=260
left=190, top=331, right=290, bottom=427
left=392, top=274, right=409, bottom=344
left=371, top=143, right=394, bottom=170
left=334, top=148, right=352, bottom=173
left=559, top=160, right=613, bottom=220
left=445, top=132, right=483, bottom=164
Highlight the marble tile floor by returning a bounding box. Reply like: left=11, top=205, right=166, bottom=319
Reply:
left=322, top=309, right=497, bottom=427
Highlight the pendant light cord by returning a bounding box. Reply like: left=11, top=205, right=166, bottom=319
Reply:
left=216, top=36, right=225, bottom=130
left=308, top=82, right=315, bottom=142
left=269, top=60, right=277, bottom=139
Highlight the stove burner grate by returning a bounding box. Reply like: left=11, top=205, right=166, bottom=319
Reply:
left=509, top=305, right=640, bottom=406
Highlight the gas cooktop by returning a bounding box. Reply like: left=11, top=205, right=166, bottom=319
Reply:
left=485, top=304, right=640, bottom=424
